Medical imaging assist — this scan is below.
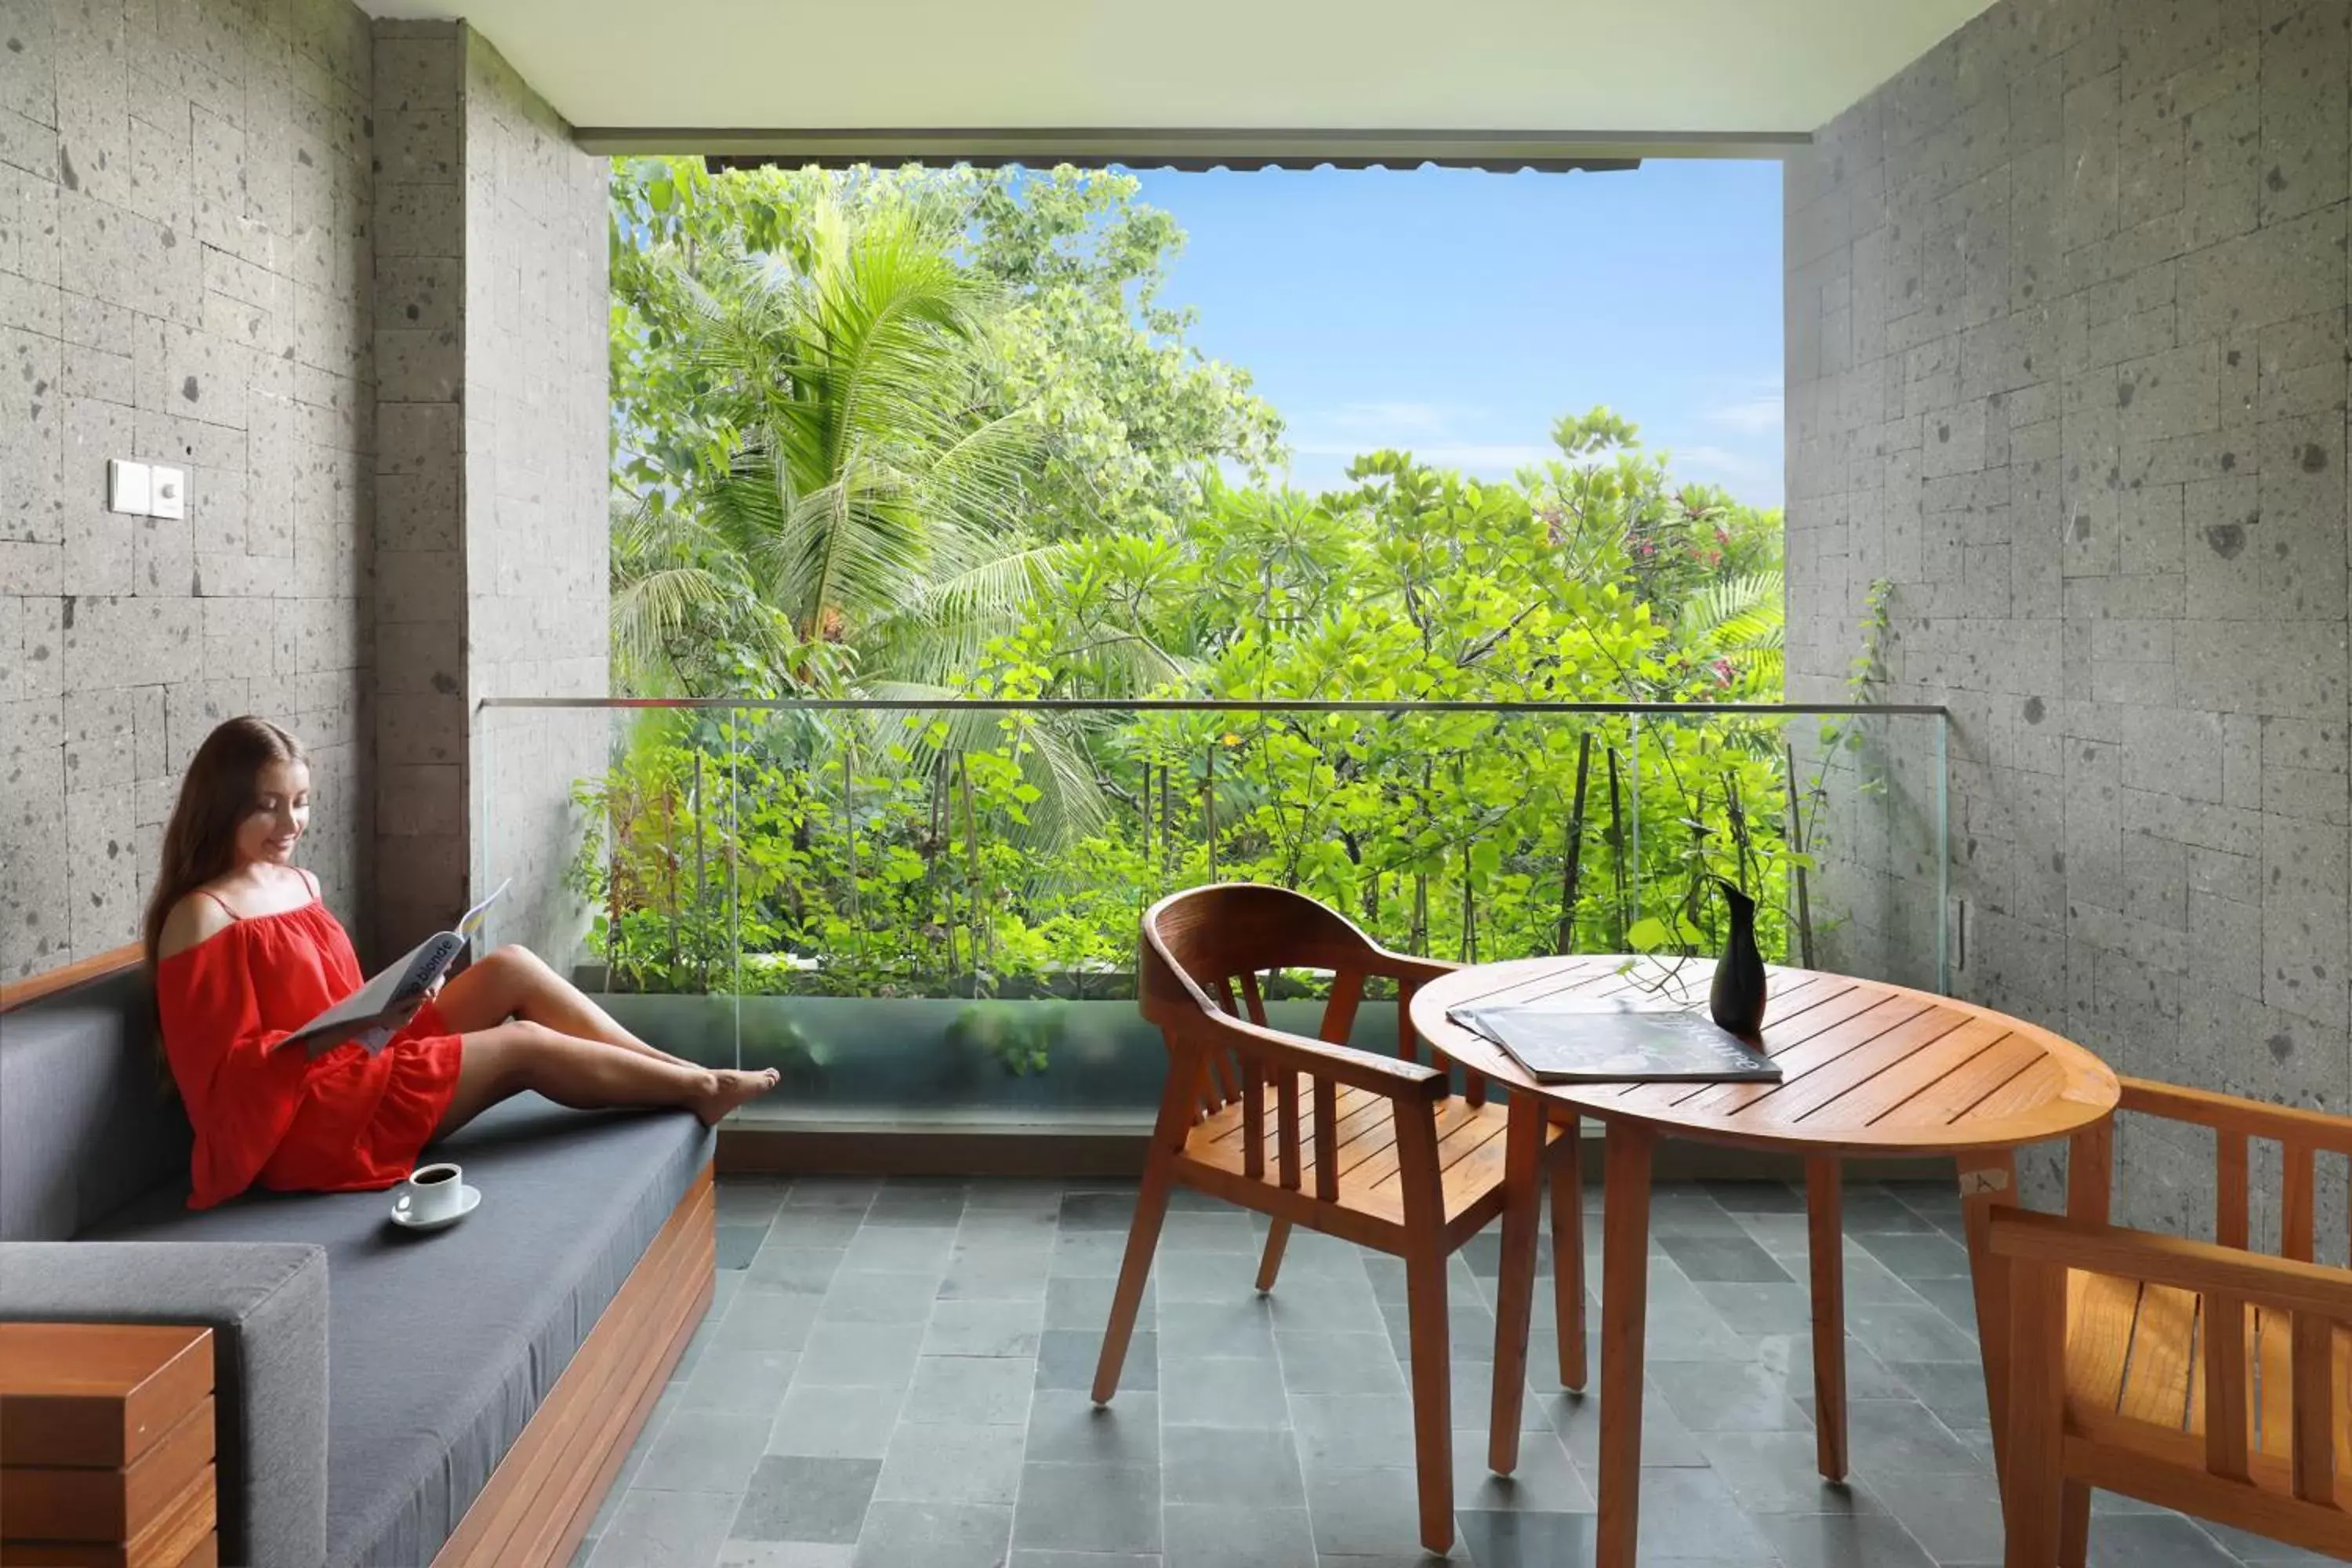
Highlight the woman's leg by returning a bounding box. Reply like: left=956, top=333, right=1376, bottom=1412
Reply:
left=434, top=946, right=700, bottom=1069
left=430, top=1020, right=777, bottom=1140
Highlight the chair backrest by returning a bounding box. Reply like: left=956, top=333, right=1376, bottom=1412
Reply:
left=1138, top=884, right=1470, bottom=1203
left=1142, top=883, right=1386, bottom=1026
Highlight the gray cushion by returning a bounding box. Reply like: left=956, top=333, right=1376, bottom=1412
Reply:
left=0, top=969, right=192, bottom=1240
left=0, top=1241, right=330, bottom=1568
left=93, top=1094, right=713, bottom=1568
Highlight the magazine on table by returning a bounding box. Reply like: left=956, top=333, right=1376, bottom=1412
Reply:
left=275, top=880, right=508, bottom=1058
left=1445, top=991, right=1781, bottom=1084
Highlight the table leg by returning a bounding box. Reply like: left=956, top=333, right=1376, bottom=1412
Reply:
left=1805, top=1156, right=1848, bottom=1483
left=1487, top=1093, right=1544, bottom=1475
left=1958, top=1148, right=2021, bottom=1490
left=1595, top=1120, right=1655, bottom=1568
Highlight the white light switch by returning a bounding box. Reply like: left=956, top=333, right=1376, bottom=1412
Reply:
left=151, top=466, right=187, bottom=520
left=107, top=459, right=151, bottom=516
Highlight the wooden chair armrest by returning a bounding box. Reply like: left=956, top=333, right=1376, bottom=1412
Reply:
left=1196, top=1007, right=1450, bottom=1101
left=1359, top=950, right=1459, bottom=988
left=1988, top=1208, right=2352, bottom=1322
left=2118, top=1076, right=2352, bottom=1159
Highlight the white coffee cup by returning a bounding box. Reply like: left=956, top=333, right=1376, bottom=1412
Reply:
left=394, top=1162, right=465, bottom=1225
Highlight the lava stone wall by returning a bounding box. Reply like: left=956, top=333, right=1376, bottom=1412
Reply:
left=1788, top=0, right=2352, bottom=1236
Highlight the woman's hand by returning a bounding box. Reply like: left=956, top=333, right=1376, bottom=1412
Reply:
left=379, top=977, right=445, bottom=1037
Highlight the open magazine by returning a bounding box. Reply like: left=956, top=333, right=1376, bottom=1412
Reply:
left=1445, top=992, right=1780, bottom=1084
left=276, top=880, right=508, bottom=1058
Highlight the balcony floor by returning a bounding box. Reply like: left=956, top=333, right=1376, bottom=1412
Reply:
left=577, top=1175, right=2310, bottom=1568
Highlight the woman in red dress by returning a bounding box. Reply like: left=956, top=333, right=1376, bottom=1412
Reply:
left=146, top=716, right=777, bottom=1210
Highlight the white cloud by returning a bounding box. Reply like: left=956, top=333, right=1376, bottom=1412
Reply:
left=1308, top=439, right=1562, bottom=470
left=1290, top=402, right=1550, bottom=474
left=1700, top=379, right=1784, bottom=437
left=1670, top=444, right=1769, bottom=485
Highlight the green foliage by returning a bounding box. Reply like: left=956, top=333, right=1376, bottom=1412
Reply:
left=588, top=164, right=1813, bottom=1073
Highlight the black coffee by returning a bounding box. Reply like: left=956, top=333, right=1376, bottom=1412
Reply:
left=414, top=1167, right=457, bottom=1185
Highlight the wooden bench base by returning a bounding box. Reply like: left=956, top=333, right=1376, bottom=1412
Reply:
left=432, top=1163, right=715, bottom=1568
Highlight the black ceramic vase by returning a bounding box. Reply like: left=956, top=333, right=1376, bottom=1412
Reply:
left=1709, top=879, right=1768, bottom=1036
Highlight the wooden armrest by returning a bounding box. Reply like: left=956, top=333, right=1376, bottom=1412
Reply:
left=1988, top=1208, right=2352, bottom=1322
left=1196, top=1007, right=1450, bottom=1101
left=2118, top=1076, right=2352, bottom=1159
left=1361, top=950, right=1457, bottom=987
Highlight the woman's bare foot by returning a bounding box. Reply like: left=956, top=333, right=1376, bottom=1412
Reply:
left=692, top=1068, right=779, bottom=1126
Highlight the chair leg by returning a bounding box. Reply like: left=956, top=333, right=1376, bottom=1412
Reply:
left=1552, top=1119, right=1587, bottom=1392
left=1255, top=1218, right=1292, bottom=1292
left=2002, top=1259, right=2067, bottom=1568
left=1402, top=1231, right=1454, bottom=1555
left=1091, top=1153, right=1176, bottom=1405
left=2057, top=1480, right=2090, bottom=1568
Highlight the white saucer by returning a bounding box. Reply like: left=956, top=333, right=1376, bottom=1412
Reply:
left=390, top=1184, right=481, bottom=1232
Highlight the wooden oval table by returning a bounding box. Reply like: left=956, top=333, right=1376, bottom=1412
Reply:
left=1411, top=955, right=2119, bottom=1568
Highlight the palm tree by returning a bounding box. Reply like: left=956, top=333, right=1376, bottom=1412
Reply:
left=614, top=191, right=1062, bottom=691
left=1676, top=569, right=1786, bottom=698
left=611, top=191, right=1105, bottom=837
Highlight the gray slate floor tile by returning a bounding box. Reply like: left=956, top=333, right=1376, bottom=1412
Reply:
left=1658, top=1232, right=1791, bottom=1283
left=1161, top=1355, right=1294, bottom=1428
left=1025, top=1388, right=1162, bottom=1465
left=1040, top=1327, right=1152, bottom=1391
left=1752, top=1512, right=1937, bottom=1568
left=1276, top=1331, right=1408, bottom=1396
left=1451, top=1508, right=1596, bottom=1568
left=1630, top=1465, right=1777, bottom=1559
left=720, top=1223, right=769, bottom=1271
left=1161, top=1424, right=1308, bottom=1509
left=607, top=1173, right=2274, bottom=1568
left=637, top=1410, right=773, bottom=1494
left=796, top=1322, right=927, bottom=1388
left=927, top=1298, right=1047, bottom=1358
left=768, top=1383, right=905, bottom=1459
left=1450, top=1428, right=1592, bottom=1513
left=851, top=1501, right=1014, bottom=1568
left=1301, top=1467, right=1443, bottom=1557
left=718, top=1546, right=856, bottom=1567
left=1162, top=1503, right=1317, bottom=1568
left=820, top=1270, right=943, bottom=1325
left=681, top=1350, right=799, bottom=1417
left=2084, top=1514, right=2243, bottom=1567
left=589, top=1487, right=742, bottom=1568
left=902, top=1352, right=1039, bottom=1425
left=875, top=1421, right=1027, bottom=1505
left=1014, top=1462, right=1163, bottom=1554
left=731, top=1456, right=883, bottom=1545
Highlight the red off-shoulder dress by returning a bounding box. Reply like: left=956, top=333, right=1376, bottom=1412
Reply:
left=154, top=887, right=466, bottom=1210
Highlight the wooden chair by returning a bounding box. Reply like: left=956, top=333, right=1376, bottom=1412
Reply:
left=1993, top=1076, right=2352, bottom=1566
left=1091, top=884, right=1582, bottom=1554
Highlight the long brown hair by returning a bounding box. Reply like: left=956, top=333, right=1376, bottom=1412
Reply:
left=143, top=717, right=310, bottom=969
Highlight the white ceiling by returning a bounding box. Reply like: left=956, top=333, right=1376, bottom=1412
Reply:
left=362, top=0, right=1996, bottom=144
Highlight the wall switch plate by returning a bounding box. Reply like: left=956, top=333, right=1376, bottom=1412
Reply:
left=150, top=466, right=187, bottom=520
left=107, top=459, right=151, bottom=516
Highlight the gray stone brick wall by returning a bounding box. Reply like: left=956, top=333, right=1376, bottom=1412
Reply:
left=369, top=20, right=466, bottom=958
left=1788, top=0, right=2352, bottom=1241
left=2, top=0, right=376, bottom=978
left=366, top=20, right=607, bottom=961
left=2, top=2, right=604, bottom=981
left=459, top=29, right=608, bottom=964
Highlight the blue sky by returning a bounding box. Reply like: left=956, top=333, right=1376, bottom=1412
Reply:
left=1123, top=160, right=1786, bottom=507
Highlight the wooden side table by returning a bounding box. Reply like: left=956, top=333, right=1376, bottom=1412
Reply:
left=0, top=1323, right=217, bottom=1568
